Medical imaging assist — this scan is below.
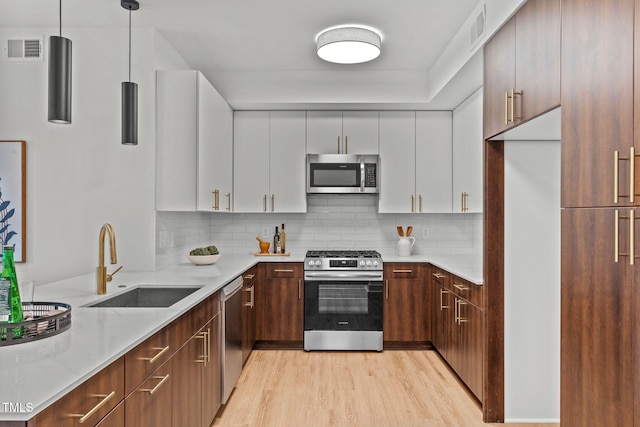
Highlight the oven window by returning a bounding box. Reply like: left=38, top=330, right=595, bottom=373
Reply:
left=318, top=284, right=369, bottom=314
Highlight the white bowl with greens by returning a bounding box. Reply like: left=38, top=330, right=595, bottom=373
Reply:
left=187, top=245, right=220, bottom=265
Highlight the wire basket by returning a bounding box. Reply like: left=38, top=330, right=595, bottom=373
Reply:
left=0, top=302, right=71, bottom=346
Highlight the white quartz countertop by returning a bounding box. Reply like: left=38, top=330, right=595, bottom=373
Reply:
left=0, top=249, right=480, bottom=421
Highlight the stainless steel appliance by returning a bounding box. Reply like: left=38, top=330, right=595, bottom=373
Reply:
left=221, top=276, right=243, bottom=403
left=307, top=154, right=380, bottom=194
left=304, top=250, right=383, bottom=351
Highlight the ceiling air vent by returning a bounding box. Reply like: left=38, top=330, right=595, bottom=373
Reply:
left=3, top=37, right=44, bottom=62
left=469, top=5, right=486, bottom=50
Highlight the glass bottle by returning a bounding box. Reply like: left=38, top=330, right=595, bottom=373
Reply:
left=2, top=245, right=23, bottom=338
left=273, top=226, right=280, bottom=254
left=280, top=223, right=286, bottom=254
left=0, top=258, right=9, bottom=340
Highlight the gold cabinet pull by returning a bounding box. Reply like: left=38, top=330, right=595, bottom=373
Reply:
left=263, top=194, right=267, bottom=212
left=392, top=269, right=413, bottom=273
left=631, top=147, right=636, bottom=204
left=196, top=331, right=208, bottom=366
left=298, top=279, right=302, bottom=300
left=615, top=209, right=620, bottom=262
left=461, top=192, right=468, bottom=212
left=385, top=280, right=389, bottom=300
left=440, top=288, right=449, bottom=310
left=226, top=192, right=231, bottom=211
left=70, top=391, right=116, bottom=424
left=453, top=283, right=469, bottom=292
left=244, top=286, right=254, bottom=308
left=615, top=151, right=620, bottom=203
left=631, top=210, right=635, bottom=266
left=141, top=346, right=170, bottom=364
left=419, top=195, right=423, bottom=213
left=345, top=136, right=348, bottom=154
left=511, top=88, right=522, bottom=123
left=274, top=269, right=294, bottom=273
left=212, top=189, right=220, bottom=210
left=244, top=274, right=255, bottom=280
left=271, top=194, right=275, bottom=212
left=411, top=194, right=415, bottom=212
left=432, top=272, right=445, bottom=279
left=139, top=375, right=170, bottom=395
left=456, top=299, right=468, bottom=325
left=337, top=136, right=341, bottom=154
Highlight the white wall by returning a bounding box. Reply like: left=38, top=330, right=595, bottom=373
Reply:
left=0, top=27, right=189, bottom=285
left=504, top=140, right=560, bottom=422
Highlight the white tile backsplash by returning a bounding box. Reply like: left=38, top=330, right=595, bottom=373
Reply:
left=155, top=195, right=482, bottom=269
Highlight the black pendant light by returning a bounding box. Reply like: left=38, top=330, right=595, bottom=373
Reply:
left=48, top=0, right=72, bottom=124
left=121, top=0, right=139, bottom=145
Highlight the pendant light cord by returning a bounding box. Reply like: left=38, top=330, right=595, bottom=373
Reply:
left=128, top=8, right=132, bottom=82
left=59, top=0, right=62, bottom=37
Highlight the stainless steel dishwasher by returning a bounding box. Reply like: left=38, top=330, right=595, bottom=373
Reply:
left=221, top=275, right=243, bottom=404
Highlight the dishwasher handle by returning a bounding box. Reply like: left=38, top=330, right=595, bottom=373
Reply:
left=222, top=276, right=243, bottom=300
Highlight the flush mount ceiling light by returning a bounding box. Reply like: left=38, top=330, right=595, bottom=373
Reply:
left=121, top=0, right=139, bottom=145
left=316, top=26, right=381, bottom=64
left=48, top=0, right=72, bottom=124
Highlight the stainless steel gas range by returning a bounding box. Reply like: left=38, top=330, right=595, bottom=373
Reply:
left=303, top=250, right=383, bottom=351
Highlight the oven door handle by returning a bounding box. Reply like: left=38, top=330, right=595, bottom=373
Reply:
left=304, top=272, right=384, bottom=280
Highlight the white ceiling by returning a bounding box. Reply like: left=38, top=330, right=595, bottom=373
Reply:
left=1, top=0, right=482, bottom=110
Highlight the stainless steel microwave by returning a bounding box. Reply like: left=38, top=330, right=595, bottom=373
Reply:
left=307, top=154, right=380, bottom=194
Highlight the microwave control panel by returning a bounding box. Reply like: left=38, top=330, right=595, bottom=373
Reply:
left=364, top=163, right=377, bottom=187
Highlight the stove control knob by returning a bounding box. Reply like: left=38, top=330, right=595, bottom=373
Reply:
left=366, top=260, right=372, bottom=267
left=359, top=260, right=366, bottom=267
left=308, top=260, right=315, bottom=267
left=315, top=260, right=322, bottom=266
left=372, top=260, right=379, bottom=267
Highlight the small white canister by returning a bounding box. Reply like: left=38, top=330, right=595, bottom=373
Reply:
left=397, top=236, right=416, bottom=257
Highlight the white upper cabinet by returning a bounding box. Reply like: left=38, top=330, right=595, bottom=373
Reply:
left=156, top=70, right=233, bottom=212
left=452, top=89, right=483, bottom=213
left=379, top=111, right=416, bottom=213
left=233, top=111, right=306, bottom=213
left=416, top=111, right=453, bottom=213
left=379, top=111, right=453, bottom=213
left=306, top=111, right=378, bottom=154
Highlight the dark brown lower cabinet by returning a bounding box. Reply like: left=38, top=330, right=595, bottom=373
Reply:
left=561, top=208, right=634, bottom=426
left=125, top=359, right=173, bottom=427
left=429, top=265, right=483, bottom=401
left=383, top=263, right=426, bottom=345
left=259, top=263, right=303, bottom=343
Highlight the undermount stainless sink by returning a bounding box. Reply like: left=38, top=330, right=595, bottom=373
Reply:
left=85, top=286, right=202, bottom=308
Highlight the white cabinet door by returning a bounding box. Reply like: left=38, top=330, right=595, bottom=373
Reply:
left=416, top=111, right=453, bottom=213
left=269, top=111, right=307, bottom=213
left=342, top=111, right=379, bottom=154
left=196, top=73, right=233, bottom=212
left=379, top=111, right=416, bottom=213
left=306, top=111, right=341, bottom=154
left=233, top=111, right=270, bottom=212
left=156, top=70, right=197, bottom=211
left=453, top=89, right=483, bottom=213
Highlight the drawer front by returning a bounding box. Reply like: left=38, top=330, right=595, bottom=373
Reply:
left=264, top=262, right=303, bottom=278
left=35, top=357, right=125, bottom=427
left=450, top=276, right=483, bottom=308
left=125, top=326, right=173, bottom=395
left=124, top=359, right=172, bottom=427
left=384, top=263, right=422, bottom=279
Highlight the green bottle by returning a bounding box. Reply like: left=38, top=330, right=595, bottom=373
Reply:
left=2, top=245, right=23, bottom=338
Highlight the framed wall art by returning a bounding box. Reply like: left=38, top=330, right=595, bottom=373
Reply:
left=0, top=140, right=26, bottom=262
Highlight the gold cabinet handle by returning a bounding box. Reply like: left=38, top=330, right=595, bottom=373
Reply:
left=338, top=136, right=341, bottom=154
left=139, top=375, right=170, bottom=395
left=631, top=210, right=635, bottom=266
left=440, top=288, right=449, bottom=310
left=274, top=269, right=294, bottom=273
left=453, top=283, right=469, bottom=292
left=141, top=346, right=170, bottom=364
left=615, top=151, right=620, bottom=204
left=432, top=272, right=445, bottom=279
left=385, top=280, right=389, bottom=300
left=411, top=194, right=415, bottom=212
left=419, top=195, right=422, bottom=212
left=244, top=286, right=254, bottom=308
left=226, top=192, right=231, bottom=211
left=212, top=189, right=220, bottom=210
left=298, top=279, right=302, bottom=300
left=392, top=269, right=413, bottom=273
left=631, top=147, right=636, bottom=204
left=345, top=135, right=348, bottom=154
left=454, top=297, right=458, bottom=322
left=457, top=299, right=468, bottom=325
left=271, top=194, right=275, bottom=212
left=263, top=194, right=267, bottom=212
left=196, top=331, right=208, bottom=366
left=70, top=391, right=116, bottom=424
left=615, top=209, right=620, bottom=262
left=511, top=88, right=522, bottom=123
left=244, top=274, right=255, bottom=280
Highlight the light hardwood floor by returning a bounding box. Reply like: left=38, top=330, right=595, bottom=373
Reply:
left=212, top=349, right=559, bottom=427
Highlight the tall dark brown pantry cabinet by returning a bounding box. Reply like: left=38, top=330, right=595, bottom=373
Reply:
left=560, top=0, right=639, bottom=426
